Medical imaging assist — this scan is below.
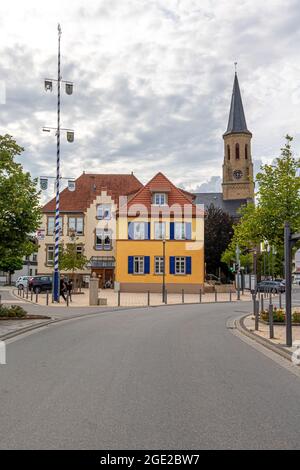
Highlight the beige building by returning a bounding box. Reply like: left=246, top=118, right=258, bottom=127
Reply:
left=37, top=173, right=143, bottom=287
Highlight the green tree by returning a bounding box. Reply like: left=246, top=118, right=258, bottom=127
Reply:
left=205, top=204, right=234, bottom=278
left=0, top=135, right=41, bottom=280
left=59, top=237, right=88, bottom=281
left=222, top=135, right=300, bottom=276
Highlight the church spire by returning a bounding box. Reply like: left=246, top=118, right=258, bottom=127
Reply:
left=224, top=72, right=251, bottom=136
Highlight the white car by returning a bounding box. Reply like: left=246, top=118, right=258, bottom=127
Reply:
left=15, top=276, right=30, bottom=290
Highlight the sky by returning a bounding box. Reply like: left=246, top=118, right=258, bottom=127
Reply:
left=1, top=0, right=300, bottom=199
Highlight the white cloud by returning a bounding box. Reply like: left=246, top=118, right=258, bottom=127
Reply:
left=0, top=0, right=299, bottom=195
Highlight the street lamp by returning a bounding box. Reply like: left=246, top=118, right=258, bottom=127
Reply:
left=162, top=238, right=166, bottom=303
left=42, top=24, right=74, bottom=302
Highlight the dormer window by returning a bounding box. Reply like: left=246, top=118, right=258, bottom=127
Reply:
left=97, top=204, right=111, bottom=220
left=154, top=193, right=167, bottom=206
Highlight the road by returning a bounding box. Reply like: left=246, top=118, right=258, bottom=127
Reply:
left=1, top=301, right=300, bottom=450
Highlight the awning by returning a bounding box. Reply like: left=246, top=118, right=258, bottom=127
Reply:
left=87, top=256, right=115, bottom=268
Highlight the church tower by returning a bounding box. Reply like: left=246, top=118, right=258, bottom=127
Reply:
left=222, top=72, right=254, bottom=201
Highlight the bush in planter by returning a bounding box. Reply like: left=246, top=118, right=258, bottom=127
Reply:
left=292, top=311, right=300, bottom=323
left=0, top=305, right=27, bottom=318
left=261, top=308, right=285, bottom=323
left=0, top=305, right=11, bottom=317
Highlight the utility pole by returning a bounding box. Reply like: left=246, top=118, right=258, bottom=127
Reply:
left=162, top=239, right=166, bottom=303
left=236, top=245, right=241, bottom=300
left=284, top=221, right=300, bottom=347
left=43, top=24, right=74, bottom=302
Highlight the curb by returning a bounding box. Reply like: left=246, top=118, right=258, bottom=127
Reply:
left=236, top=314, right=293, bottom=362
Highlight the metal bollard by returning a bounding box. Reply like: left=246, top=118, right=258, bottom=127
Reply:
left=46, top=291, right=49, bottom=306
left=260, top=294, right=264, bottom=314
left=0, top=294, right=1, bottom=305
left=182, top=289, right=185, bottom=304
left=35, top=292, right=38, bottom=303
left=66, top=292, right=69, bottom=307
left=147, top=291, right=150, bottom=306
left=215, top=290, right=217, bottom=302
left=31, top=290, right=33, bottom=301
left=269, top=303, right=274, bottom=339
left=199, top=289, right=202, bottom=303
left=279, top=292, right=282, bottom=309
left=229, top=290, right=232, bottom=302
left=255, top=300, right=259, bottom=331
left=26, top=288, right=29, bottom=300
left=22, top=289, right=25, bottom=298
left=165, top=290, right=168, bottom=304
left=118, top=291, right=121, bottom=307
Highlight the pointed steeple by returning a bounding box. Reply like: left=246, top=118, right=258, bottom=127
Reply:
left=224, top=73, right=251, bottom=136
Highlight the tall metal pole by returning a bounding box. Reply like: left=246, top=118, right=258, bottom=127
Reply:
left=236, top=245, right=240, bottom=300
left=53, top=24, right=62, bottom=303
left=162, top=239, right=166, bottom=303
left=284, top=222, right=292, bottom=347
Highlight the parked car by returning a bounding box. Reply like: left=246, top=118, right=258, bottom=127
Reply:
left=28, top=276, right=52, bottom=293
left=15, top=276, right=30, bottom=290
left=256, top=280, right=285, bottom=294
left=293, top=274, right=300, bottom=285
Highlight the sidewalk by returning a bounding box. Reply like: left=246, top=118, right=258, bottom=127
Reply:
left=239, top=314, right=300, bottom=361
left=13, top=287, right=252, bottom=308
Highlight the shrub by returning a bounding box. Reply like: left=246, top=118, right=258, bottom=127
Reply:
left=292, top=311, right=300, bottom=323
left=0, top=305, right=27, bottom=318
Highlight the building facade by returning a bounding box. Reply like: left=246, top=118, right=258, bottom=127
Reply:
left=37, top=173, right=143, bottom=287
left=116, top=173, right=204, bottom=293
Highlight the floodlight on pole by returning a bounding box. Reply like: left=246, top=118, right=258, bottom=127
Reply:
left=42, top=24, right=75, bottom=303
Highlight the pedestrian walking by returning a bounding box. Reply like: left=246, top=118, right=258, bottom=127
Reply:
left=60, top=276, right=67, bottom=302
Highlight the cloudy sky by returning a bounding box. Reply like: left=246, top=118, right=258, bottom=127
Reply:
left=1, top=0, right=300, bottom=197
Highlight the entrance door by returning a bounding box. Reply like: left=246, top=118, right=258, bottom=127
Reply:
left=92, top=269, right=114, bottom=288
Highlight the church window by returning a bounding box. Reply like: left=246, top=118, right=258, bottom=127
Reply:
left=245, top=144, right=248, bottom=159
left=227, top=145, right=230, bottom=160
left=235, top=143, right=240, bottom=160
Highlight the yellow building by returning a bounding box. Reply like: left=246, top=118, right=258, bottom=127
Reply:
left=116, top=172, right=204, bottom=293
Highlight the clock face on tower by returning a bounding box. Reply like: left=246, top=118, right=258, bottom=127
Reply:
left=233, top=169, right=243, bottom=180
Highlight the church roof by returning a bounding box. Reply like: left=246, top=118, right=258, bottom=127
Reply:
left=223, top=73, right=251, bottom=136
left=194, top=192, right=249, bottom=218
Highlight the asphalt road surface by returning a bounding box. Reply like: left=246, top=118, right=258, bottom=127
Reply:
left=1, top=301, right=300, bottom=450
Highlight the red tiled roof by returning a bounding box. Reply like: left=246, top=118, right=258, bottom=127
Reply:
left=125, top=172, right=199, bottom=216
left=43, top=173, right=143, bottom=213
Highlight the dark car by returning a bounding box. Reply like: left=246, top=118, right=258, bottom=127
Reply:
left=256, top=280, right=285, bottom=294
left=28, top=276, right=52, bottom=293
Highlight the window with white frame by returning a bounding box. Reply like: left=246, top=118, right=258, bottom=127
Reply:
left=68, top=217, right=84, bottom=235
left=175, top=257, right=186, bottom=274
left=95, top=230, right=112, bottom=250
left=97, top=204, right=111, bottom=220
left=133, top=222, right=145, bottom=240
left=47, top=216, right=63, bottom=235
left=174, top=222, right=186, bottom=240
left=154, top=222, right=166, bottom=240
left=134, top=256, right=144, bottom=274
left=46, top=246, right=54, bottom=265
left=76, top=245, right=84, bottom=257
left=154, top=193, right=167, bottom=206
left=155, top=256, right=164, bottom=275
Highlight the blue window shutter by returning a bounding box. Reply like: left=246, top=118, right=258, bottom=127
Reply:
left=170, top=222, right=175, bottom=240
left=128, top=256, right=134, bottom=274
left=128, top=222, right=134, bottom=240
left=144, top=256, right=150, bottom=274
left=170, top=256, right=175, bottom=274
left=186, top=257, right=192, bottom=274
left=185, top=222, right=192, bottom=240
